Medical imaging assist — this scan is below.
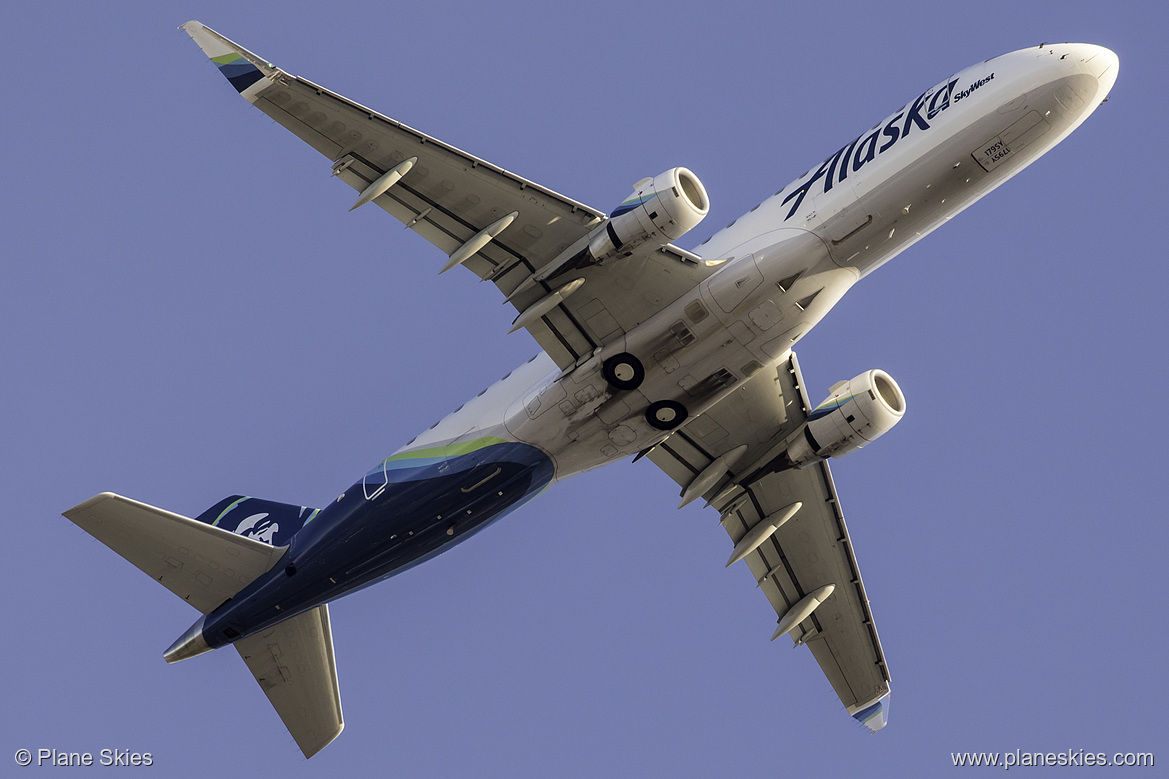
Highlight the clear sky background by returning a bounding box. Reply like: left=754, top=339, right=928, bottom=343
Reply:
left=4, top=1, right=1165, bottom=775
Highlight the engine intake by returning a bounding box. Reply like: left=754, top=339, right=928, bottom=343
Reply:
left=786, top=369, right=906, bottom=467
left=588, top=167, right=709, bottom=260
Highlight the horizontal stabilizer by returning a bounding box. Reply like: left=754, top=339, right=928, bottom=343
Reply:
left=63, top=493, right=286, bottom=614
left=235, top=605, right=344, bottom=758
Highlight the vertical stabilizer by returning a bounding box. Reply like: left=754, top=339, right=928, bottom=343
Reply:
left=193, top=495, right=322, bottom=548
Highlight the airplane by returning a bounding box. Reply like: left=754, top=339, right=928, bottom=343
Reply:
left=63, top=21, right=1118, bottom=757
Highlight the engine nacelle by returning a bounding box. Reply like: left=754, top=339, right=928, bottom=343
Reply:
left=786, top=370, right=906, bottom=467
left=588, top=167, right=709, bottom=260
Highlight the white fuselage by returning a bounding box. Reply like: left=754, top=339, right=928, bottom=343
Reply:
left=397, top=43, right=1117, bottom=483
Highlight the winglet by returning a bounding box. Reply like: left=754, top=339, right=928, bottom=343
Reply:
left=180, top=20, right=281, bottom=102
left=849, top=691, right=891, bottom=732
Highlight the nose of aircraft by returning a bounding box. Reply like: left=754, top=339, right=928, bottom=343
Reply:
left=1069, top=43, right=1120, bottom=97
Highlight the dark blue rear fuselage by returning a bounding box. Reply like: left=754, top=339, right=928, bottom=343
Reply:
left=201, top=441, right=553, bottom=648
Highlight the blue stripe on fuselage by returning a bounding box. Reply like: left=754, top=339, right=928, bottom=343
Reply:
left=200, top=441, right=553, bottom=647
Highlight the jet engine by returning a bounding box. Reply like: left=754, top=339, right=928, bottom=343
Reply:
left=785, top=370, right=906, bottom=467
left=588, top=167, right=709, bottom=260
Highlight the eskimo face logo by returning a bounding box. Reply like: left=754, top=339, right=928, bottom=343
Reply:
left=234, top=512, right=279, bottom=544
left=780, top=76, right=964, bottom=220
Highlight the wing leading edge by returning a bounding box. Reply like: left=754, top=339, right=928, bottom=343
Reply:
left=181, top=20, right=717, bottom=370
left=646, top=353, right=891, bottom=730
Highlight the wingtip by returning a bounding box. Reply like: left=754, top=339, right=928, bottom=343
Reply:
left=180, top=20, right=220, bottom=52
left=181, top=20, right=277, bottom=100
left=850, top=692, right=890, bottom=732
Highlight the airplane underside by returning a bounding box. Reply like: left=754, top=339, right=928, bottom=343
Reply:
left=61, top=21, right=1117, bottom=757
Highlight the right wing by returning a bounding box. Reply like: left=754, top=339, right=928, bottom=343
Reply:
left=182, top=21, right=717, bottom=370
left=235, top=604, right=344, bottom=758
left=646, top=353, right=891, bottom=729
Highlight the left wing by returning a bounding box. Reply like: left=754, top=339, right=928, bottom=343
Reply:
left=182, top=21, right=716, bottom=369
left=646, top=352, right=891, bottom=730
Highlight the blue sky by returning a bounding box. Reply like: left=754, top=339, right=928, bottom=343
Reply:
left=4, top=1, right=1165, bottom=775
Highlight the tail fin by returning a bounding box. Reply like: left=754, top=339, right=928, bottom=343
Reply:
left=193, top=495, right=322, bottom=548
left=63, top=493, right=286, bottom=614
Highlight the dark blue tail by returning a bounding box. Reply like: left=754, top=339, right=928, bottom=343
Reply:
left=194, top=496, right=321, bottom=548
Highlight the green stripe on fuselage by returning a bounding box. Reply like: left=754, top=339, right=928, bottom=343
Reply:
left=383, top=436, right=510, bottom=465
